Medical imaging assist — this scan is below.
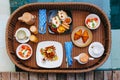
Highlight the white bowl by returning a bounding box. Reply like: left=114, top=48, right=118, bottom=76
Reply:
left=15, top=28, right=31, bottom=43
left=85, top=14, right=100, bottom=30
left=88, top=42, right=104, bottom=58
left=16, top=44, right=33, bottom=60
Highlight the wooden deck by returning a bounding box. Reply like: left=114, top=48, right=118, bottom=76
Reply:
left=0, top=71, right=120, bottom=80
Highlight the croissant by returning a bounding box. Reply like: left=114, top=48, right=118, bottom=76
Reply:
left=74, top=29, right=82, bottom=40
left=82, top=30, right=89, bottom=43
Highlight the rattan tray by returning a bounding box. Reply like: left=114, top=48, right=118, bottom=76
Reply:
left=6, top=2, right=111, bottom=73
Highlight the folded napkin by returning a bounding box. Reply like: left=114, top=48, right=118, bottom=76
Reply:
left=39, top=9, right=47, bottom=34
left=64, top=41, right=73, bottom=67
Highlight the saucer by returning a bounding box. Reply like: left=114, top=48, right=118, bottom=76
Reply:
left=15, top=28, right=31, bottom=43
left=88, top=42, right=104, bottom=58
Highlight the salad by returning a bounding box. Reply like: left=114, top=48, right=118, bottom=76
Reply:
left=85, top=14, right=100, bottom=30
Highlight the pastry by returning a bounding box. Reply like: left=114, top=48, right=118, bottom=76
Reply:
left=30, top=35, right=38, bottom=43
left=74, top=29, right=82, bottom=40
left=82, top=30, right=89, bottom=43
left=30, top=25, right=38, bottom=34
left=58, top=10, right=68, bottom=21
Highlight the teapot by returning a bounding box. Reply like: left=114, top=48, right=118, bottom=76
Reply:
left=74, top=53, right=94, bottom=64
left=18, top=12, right=36, bottom=25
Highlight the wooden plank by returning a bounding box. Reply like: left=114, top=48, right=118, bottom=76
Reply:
left=11, top=72, right=19, bottom=80
left=113, top=70, right=120, bottom=80
left=1, top=72, right=10, bottom=80
left=104, top=71, right=112, bottom=80
left=38, top=73, right=48, bottom=80
left=29, top=72, right=38, bottom=80
left=76, top=73, right=85, bottom=80
left=85, top=71, right=94, bottom=80
left=20, top=72, right=28, bottom=80
left=67, top=73, right=75, bottom=80
left=48, top=74, right=56, bottom=80
left=95, top=71, right=104, bottom=80
left=56, top=74, right=66, bottom=80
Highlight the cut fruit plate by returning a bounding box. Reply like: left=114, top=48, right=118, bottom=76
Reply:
left=36, top=41, right=63, bottom=68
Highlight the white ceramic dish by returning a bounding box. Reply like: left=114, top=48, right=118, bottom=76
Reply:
left=15, top=28, right=31, bottom=43
left=88, top=42, right=104, bottom=58
left=36, top=41, right=63, bottom=68
left=16, top=44, right=33, bottom=60
left=85, top=14, right=100, bottom=30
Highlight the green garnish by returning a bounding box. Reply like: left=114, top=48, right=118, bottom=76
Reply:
left=92, top=22, right=95, bottom=28
left=23, top=50, right=27, bottom=55
left=52, top=24, right=57, bottom=28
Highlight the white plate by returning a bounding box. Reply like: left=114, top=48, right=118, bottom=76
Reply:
left=36, top=41, right=63, bottom=68
left=15, top=28, right=31, bottom=43
left=88, top=42, right=104, bottom=58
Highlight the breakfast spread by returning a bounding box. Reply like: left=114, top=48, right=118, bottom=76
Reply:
left=48, top=10, right=72, bottom=34
left=14, top=9, right=104, bottom=67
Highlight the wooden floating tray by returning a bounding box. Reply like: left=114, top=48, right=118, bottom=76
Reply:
left=6, top=3, right=111, bottom=73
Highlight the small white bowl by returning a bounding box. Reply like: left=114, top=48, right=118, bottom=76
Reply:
left=15, top=28, right=31, bottom=43
left=16, top=44, right=33, bottom=60
left=85, top=14, right=100, bottom=30
left=88, top=42, right=104, bottom=58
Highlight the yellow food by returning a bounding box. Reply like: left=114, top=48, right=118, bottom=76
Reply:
left=61, top=22, right=70, bottom=29
left=30, top=35, right=38, bottom=43
left=57, top=25, right=66, bottom=33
